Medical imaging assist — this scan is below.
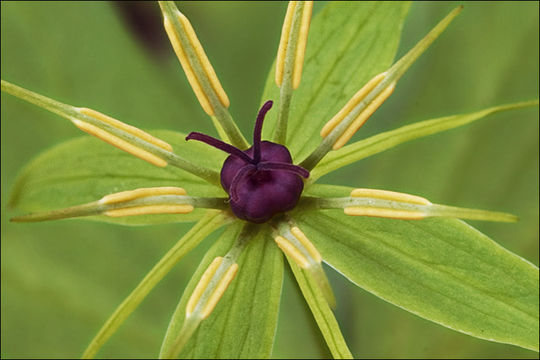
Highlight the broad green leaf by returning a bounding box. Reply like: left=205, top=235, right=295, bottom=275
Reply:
left=9, top=130, right=227, bottom=225
left=160, top=223, right=283, bottom=358
left=260, top=2, right=411, bottom=161
left=287, top=257, right=353, bottom=359
left=310, top=100, right=539, bottom=182
left=295, top=203, right=539, bottom=351
left=82, top=210, right=230, bottom=359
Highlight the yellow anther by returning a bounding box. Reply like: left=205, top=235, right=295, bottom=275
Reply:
left=78, top=108, right=173, bottom=152
left=274, top=235, right=310, bottom=268
left=71, top=119, right=167, bottom=167
left=333, top=83, right=395, bottom=150
left=163, top=11, right=229, bottom=116
left=100, top=187, right=187, bottom=205
left=201, top=263, right=238, bottom=319
left=186, top=257, right=223, bottom=316
left=320, top=72, right=387, bottom=137
left=344, top=206, right=426, bottom=220
left=275, top=2, right=295, bottom=87
left=292, top=1, right=312, bottom=89
left=276, top=1, right=313, bottom=89
left=345, top=189, right=430, bottom=219
left=290, top=226, right=321, bottom=263
left=350, top=188, right=431, bottom=205
left=104, top=204, right=194, bottom=217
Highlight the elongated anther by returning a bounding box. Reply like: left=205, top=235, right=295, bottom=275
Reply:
left=185, top=257, right=239, bottom=319
left=163, top=11, right=229, bottom=116
left=100, top=187, right=187, bottom=204
left=71, top=119, right=168, bottom=167
left=275, top=1, right=313, bottom=89
left=275, top=224, right=335, bottom=307
left=290, top=226, right=321, bottom=263
left=320, top=72, right=386, bottom=137
left=333, top=83, right=395, bottom=150
left=292, top=1, right=313, bottom=89
left=274, top=235, right=310, bottom=268
left=274, top=226, right=321, bottom=269
left=186, top=257, right=224, bottom=316
left=275, top=2, right=295, bottom=87
left=105, top=204, right=193, bottom=217
left=344, top=207, right=426, bottom=220
left=350, top=188, right=431, bottom=205
left=345, top=188, right=429, bottom=219
left=201, top=263, right=238, bottom=319
left=79, top=108, right=173, bottom=152
left=320, top=71, right=396, bottom=150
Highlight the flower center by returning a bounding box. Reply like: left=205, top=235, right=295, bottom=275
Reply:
left=186, top=100, right=309, bottom=223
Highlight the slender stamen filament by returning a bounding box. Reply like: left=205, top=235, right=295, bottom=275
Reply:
left=296, top=188, right=518, bottom=223
left=273, top=221, right=335, bottom=307
left=1, top=80, right=221, bottom=185
left=275, top=1, right=313, bottom=89
left=274, top=1, right=314, bottom=144
left=319, top=72, right=397, bottom=150
left=11, top=187, right=230, bottom=222
left=159, top=1, right=249, bottom=149
left=160, top=2, right=229, bottom=115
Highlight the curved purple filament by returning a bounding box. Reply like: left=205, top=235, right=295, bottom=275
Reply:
left=229, top=164, right=257, bottom=201
left=253, top=100, right=273, bottom=163
left=186, top=132, right=254, bottom=164
left=257, top=161, right=309, bottom=178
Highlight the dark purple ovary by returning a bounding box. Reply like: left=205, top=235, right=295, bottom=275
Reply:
left=186, top=100, right=309, bottom=223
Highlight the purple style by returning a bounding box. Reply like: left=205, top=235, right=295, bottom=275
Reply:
left=186, top=100, right=309, bottom=223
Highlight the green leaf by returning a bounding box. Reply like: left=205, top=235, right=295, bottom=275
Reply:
left=82, top=210, right=230, bottom=359
left=8, top=130, right=226, bottom=225
left=260, top=2, right=411, bottom=161
left=287, top=257, right=353, bottom=359
left=295, top=204, right=539, bottom=351
left=310, top=100, right=539, bottom=182
left=160, top=224, right=283, bottom=358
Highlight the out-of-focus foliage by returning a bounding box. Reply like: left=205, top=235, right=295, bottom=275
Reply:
left=1, top=2, right=537, bottom=358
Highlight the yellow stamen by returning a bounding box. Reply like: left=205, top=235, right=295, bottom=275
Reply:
left=276, top=1, right=313, bottom=89
left=275, top=1, right=296, bottom=87
left=201, top=263, right=239, bottom=319
left=186, top=257, right=223, bottom=316
left=104, top=204, right=194, bottom=217
left=333, top=83, right=395, bottom=149
left=350, top=188, right=431, bottom=205
left=345, top=189, right=430, bottom=219
left=292, top=1, right=313, bottom=89
left=78, top=108, right=173, bottom=152
left=274, top=235, right=310, bottom=269
left=163, top=12, right=229, bottom=116
left=320, top=72, right=387, bottom=137
left=344, top=206, right=426, bottom=220
left=101, top=187, right=187, bottom=205
left=290, top=226, right=321, bottom=263
left=71, top=119, right=167, bottom=167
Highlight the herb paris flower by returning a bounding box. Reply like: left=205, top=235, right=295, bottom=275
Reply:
left=1, top=1, right=538, bottom=359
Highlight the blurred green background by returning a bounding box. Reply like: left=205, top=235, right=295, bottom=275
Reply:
left=1, top=1, right=538, bottom=358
